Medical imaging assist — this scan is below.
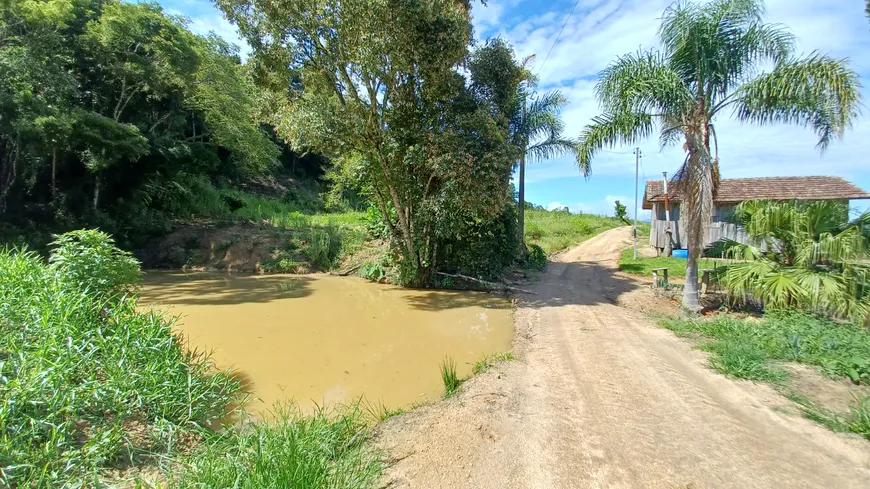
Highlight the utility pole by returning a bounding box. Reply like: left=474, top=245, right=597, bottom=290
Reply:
left=633, top=148, right=641, bottom=259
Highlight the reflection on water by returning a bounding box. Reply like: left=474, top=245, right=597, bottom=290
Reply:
left=139, top=271, right=513, bottom=414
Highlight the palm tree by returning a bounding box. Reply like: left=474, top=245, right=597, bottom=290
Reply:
left=722, top=200, right=870, bottom=322
left=577, top=0, right=860, bottom=311
left=511, top=60, right=585, bottom=246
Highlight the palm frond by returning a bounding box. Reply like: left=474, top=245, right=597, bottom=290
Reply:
left=596, top=50, right=692, bottom=116
left=757, top=268, right=806, bottom=309
left=722, top=260, right=775, bottom=301
left=733, top=53, right=861, bottom=150
left=721, top=238, right=762, bottom=261
left=660, top=0, right=776, bottom=103
left=658, top=115, right=684, bottom=150
left=526, top=136, right=578, bottom=164
left=576, top=112, right=654, bottom=175
left=518, top=90, right=568, bottom=145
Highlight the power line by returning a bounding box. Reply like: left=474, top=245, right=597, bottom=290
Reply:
left=536, top=0, right=582, bottom=75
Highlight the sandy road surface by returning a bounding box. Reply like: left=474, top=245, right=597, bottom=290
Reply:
left=375, top=226, right=870, bottom=489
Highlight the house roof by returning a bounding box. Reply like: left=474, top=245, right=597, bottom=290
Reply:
left=642, top=176, right=870, bottom=209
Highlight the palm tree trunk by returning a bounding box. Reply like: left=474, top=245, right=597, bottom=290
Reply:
left=518, top=151, right=526, bottom=246
left=682, top=129, right=714, bottom=312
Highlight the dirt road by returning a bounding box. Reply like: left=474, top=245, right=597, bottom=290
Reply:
left=375, top=226, right=870, bottom=488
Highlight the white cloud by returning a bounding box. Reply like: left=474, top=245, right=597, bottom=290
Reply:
left=494, top=0, right=870, bottom=185
left=546, top=194, right=641, bottom=217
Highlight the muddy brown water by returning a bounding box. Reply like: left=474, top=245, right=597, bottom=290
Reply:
left=139, top=271, right=513, bottom=415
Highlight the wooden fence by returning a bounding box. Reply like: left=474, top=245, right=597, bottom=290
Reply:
left=649, top=221, right=762, bottom=251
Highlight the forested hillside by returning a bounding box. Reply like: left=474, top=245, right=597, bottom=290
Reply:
left=0, top=0, right=334, bottom=250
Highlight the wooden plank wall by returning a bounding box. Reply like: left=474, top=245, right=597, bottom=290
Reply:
left=650, top=220, right=681, bottom=249
left=650, top=221, right=762, bottom=251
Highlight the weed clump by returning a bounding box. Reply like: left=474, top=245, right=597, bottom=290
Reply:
left=178, top=404, right=382, bottom=488
left=440, top=357, right=460, bottom=398
left=472, top=351, right=516, bottom=374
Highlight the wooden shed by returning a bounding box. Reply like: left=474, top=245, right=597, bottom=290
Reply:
left=642, top=175, right=870, bottom=253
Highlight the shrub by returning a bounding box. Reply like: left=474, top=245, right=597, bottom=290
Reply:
left=360, top=260, right=388, bottom=282
left=719, top=200, right=870, bottom=322
left=526, top=244, right=547, bottom=271
left=438, top=203, right=520, bottom=280
left=0, top=239, right=240, bottom=488
left=300, top=226, right=343, bottom=270
left=48, top=229, right=141, bottom=297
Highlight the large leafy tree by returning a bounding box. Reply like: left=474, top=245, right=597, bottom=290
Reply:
left=722, top=200, right=870, bottom=323
left=577, top=0, right=860, bottom=311
left=469, top=39, right=582, bottom=245
left=217, top=0, right=521, bottom=283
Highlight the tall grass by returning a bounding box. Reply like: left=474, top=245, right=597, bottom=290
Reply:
left=0, top=231, right=240, bottom=488
left=524, top=209, right=624, bottom=254
left=178, top=404, right=382, bottom=488
left=440, top=357, right=460, bottom=398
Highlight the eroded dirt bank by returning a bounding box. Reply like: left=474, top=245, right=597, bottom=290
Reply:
left=374, top=226, right=870, bottom=489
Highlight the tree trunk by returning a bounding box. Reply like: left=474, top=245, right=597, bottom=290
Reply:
left=518, top=151, right=526, bottom=247
left=0, top=135, right=19, bottom=215
left=51, top=147, right=57, bottom=205
left=93, top=174, right=100, bottom=210
left=684, top=258, right=701, bottom=311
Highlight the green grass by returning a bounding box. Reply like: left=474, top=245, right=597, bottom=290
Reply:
left=524, top=209, right=625, bottom=254
left=785, top=393, right=870, bottom=439
left=0, top=236, right=241, bottom=488
left=178, top=404, right=382, bottom=489
left=440, top=357, right=460, bottom=398
left=361, top=399, right=407, bottom=422
left=472, top=351, right=516, bottom=374
left=618, top=248, right=720, bottom=278
left=660, top=311, right=870, bottom=439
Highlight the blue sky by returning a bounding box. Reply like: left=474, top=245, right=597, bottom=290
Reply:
left=158, top=0, right=870, bottom=217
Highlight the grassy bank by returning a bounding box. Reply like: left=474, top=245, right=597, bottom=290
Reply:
left=179, top=405, right=381, bottom=488
left=524, top=210, right=624, bottom=254
left=0, top=231, right=381, bottom=488
left=660, top=311, right=870, bottom=439
left=618, top=248, right=720, bottom=278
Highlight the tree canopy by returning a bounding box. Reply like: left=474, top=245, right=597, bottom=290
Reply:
left=218, top=0, right=524, bottom=282
left=0, top=0, right=280, bottom=241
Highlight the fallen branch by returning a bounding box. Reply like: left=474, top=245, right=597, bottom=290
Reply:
left=435, top=272, right=536, bottom=295
left=331, top=264, right=361, bottom=277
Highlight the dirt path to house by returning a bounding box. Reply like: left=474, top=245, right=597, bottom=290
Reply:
left=374, top=226, right=870, bottom=489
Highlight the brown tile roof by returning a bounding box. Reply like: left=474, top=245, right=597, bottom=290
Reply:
left=642, top=176, right=870, bottom=209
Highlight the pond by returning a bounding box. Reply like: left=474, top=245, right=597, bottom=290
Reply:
left=139, top=271, right=513, bottom=416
